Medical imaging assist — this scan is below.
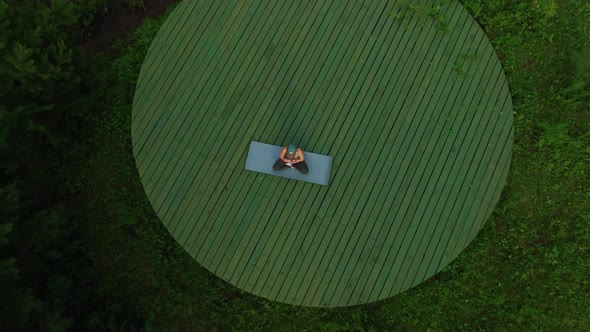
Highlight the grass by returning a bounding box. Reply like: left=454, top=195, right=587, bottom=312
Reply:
left=393, top=1, right=451, bottom=33
left=74, top=0, right=590, bottom=330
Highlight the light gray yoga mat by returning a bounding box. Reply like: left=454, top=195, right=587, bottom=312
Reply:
left=245, top=141, right=333, bottom=185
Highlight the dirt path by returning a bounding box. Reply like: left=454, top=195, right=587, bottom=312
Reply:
left=79, top=0, right=181, bottom=55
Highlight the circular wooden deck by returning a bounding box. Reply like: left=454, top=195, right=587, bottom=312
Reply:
left=132, top=0, right=513, bottom=307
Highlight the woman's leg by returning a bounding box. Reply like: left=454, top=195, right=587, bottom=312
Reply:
left=273, top=159, right=288, bottom=171
left=294, top=160, right=309, bottom=174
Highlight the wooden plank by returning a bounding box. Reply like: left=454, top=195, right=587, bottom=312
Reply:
left=465, top=127, right=513, bottom=246
left=200, top=1, right=309, bottom=276
left=144, top=0, right=254, bottom=184
left=149, top=1, right=255, bottom=237
left=204, top=0, right=346, bottom=275
left=438, top=98, right=510, bottom=268
left=377, top=15, right=487, bottom=298
left=297, top=1, right=424, bottom=305
left=173, top=0, right=306, bottom=255
left=280, top=3, right=400, bottom=304
left=322, top=16, right=462, bottom=306
left=209, top=0, right=338, bottom=282
left=388, top=41, right=498, bottom=296
left=316, top=0, right=462, bottom=305
left=274, top=0, right=396, bottom=305
left=173, top=0, right=282, bottom=252
left=235, top=0, right=344, bottom=294
left=254, top=2, right=370, bottom=292
left=340, top=1, right=469, bottom=306
left=177, top=16, right=292, bottom=259
left=208, top=1, right=313, bottom=279
left=134, top=1, right=228, bottom=160
left=153, top=0, right=265, bottom=213
left=132, top=1, right=209, bottom=119
left=247, top=0, right=361, bottom=299
left=138, top=1, right=235, bottom=229
left=466, top=111, right=514, bottom=245
left=460, top=87, right=514, bottom=247
left=131, top=0, right=514, bottom=306
left=394, top=29, right=493, bottom=293
left=414, top=63, right=505, bottom=285
left=403, top=47, right=502, bottom=290
left=207, top=0, right=331, bottom=287
left=446, top=92, right=513, bottom=262
left=265, top=3, right=382, bottom=297
left=368, top=17, right=476, bottom=303
left=250, top=0, right=383, bottom=300
left=355, top=3, right=472, bottom=303
left=214, top=0, right=324, bottom=282
left=135, top=6, right=216, bottom=179
left=138, top=0, right=249, bottom=212
left=304, top=1, right=440, bottom=302
left=133, top=0, right=214, bottom=108
left=296, top=18, right=416, bottom=304
left=256, top=0, right=386, bottom=300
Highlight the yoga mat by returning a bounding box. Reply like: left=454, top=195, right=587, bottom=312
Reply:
left=245, top=141, right=333, bottom=185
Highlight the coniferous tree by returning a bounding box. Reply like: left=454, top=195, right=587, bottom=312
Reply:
left=0, top=1, right=81, bottom=330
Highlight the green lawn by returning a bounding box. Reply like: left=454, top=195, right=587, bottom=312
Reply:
left=76, top=0, right=589, bottom=329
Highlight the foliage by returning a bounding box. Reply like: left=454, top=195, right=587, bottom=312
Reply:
left=2, top=0, right=589, bottom=330
left=0, top=1, right=83, bottom=329
left=72, top=0, right=146, bottom=38
left=393, top=1, right=450, bottom=33
left=0, top=0, right=157, bottom=331
left=72, top=0, right=590, bottom=330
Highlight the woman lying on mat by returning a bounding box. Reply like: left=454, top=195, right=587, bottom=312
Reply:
left=272, top=144, right=309, bottom=174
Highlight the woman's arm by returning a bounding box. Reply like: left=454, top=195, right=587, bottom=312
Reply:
left=292, top=148, right=305, bottom=163
left=279, top=146, right=290, bottom=162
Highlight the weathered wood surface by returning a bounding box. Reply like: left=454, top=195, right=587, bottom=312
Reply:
left=132, top=0, right=513, bottom=307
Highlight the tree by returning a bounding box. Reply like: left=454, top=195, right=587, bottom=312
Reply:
left=0, top=1, right=82, bottom=330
